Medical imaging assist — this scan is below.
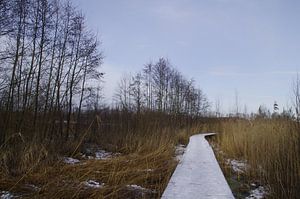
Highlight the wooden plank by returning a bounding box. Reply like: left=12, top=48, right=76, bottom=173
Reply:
left=162, top=133, right=234, bottom=199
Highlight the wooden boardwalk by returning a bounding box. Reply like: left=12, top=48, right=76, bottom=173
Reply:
left=162, top=133, right=235, bottom=199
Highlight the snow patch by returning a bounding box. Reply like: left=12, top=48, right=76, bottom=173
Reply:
left=95, top=150, right=112, bottom=160
left=211, top=142, right=269, bottom=199
left=126, top=184, right=146, bottom=191
left=226, top=159, right=248, bottom=173
left=126, top=184, right=156, bottom=193
left=82, top=146, right=121, bottom=160
left=83, top=180, right=104, bottom=189
left=246, top=186, right=268, bottom=199
left=175, top=144, right=186, bottom=162
left=0, top=191, right=14, bottom=199
left=63, top=157, right=80, bottom=164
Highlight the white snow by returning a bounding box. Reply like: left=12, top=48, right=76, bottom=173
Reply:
left=226, top=159, right=248, bottom=173
left=175, top=144, right=186, bottom=162
left=212, top=142, right=269, bottom=198
left=162, top=133, right=234, bottom=199
left=83, top=180, right=104, bottom=188
left=95, top=150, right=112, bottom=160
left=126, top=184, right=147, bottom=191
left=0, top=191, right=14, bottom=199
left=246, top=186, right=268, bottom=199
left=63, top=157, right=80, bottom=164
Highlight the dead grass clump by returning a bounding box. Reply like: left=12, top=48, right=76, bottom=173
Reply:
left=0, top=140, right=48, bottom=177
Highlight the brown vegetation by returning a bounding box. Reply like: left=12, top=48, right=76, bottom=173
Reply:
left=0, top=111, right=204, bottom=198
left=207, top=118, right=300, bottom=199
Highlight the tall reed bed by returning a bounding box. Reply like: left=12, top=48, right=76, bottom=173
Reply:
left=0, top=111, right=203, bottom=198
left=207, top=118, right=300, bottom=199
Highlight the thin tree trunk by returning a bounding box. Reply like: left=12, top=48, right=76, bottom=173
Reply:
left=34, top=0, right=47, bottom=128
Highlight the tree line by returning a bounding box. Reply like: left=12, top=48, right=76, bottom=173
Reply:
left=0, top=0, right=210, bottom=145
left=114, top=58, right=210, bottom=116
left=0, top=0, right=103, bottom=143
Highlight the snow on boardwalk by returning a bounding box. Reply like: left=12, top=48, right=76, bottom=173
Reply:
left=162, top=133, right=234, bottom=199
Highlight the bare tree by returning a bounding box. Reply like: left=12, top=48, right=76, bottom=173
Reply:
left=234, top=89, right=240, bottom=117
left=115, top=73, right=132, bottom=111
left=292, top=74, right=300, bottom=121
left=114, top=57, right=210, bottom=116
left=0, top=0, right=104, bottom=143
left=130, top=72, right=143, bottom=114
left=0, top=0, right=13, bottom=36
left=215, top=98, right=221, bottom=117
left=152, top=58, right=170, bottom=111
left=142, top=62, right=153, bottom=110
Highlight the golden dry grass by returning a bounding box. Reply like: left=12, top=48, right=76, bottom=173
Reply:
left=207, top=118, right=300, bottom=199
left=0, top=113, right=203, bottom=198
left=0, top=147, right=174, bottom=198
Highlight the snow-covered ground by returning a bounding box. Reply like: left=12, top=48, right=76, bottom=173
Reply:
left=246, top=186, right=268, bottom=199
left=162, top=133, right=234, bottom=199
left=211, top=143, right=269, bottom=199
left=83, top=180, right=105, bottom=189
left=95, top=150, right=116, bottom=160
left=226, top=159, right=249, bottom=173
left=63, top=157, right=80, bottom=164
left=1, top=184, right=41, bottom=199
left=225, top=159, right=269, bottom=198
left=0, top=191, right=14, bottom=199
left=63, top=146, right=121, bottom=165
left=175, top=144, right=186, bottom=162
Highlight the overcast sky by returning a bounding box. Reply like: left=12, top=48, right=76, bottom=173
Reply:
left=73, top=0, right=300, bottom=113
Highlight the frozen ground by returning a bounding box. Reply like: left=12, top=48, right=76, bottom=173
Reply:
left=245, top=185, right=268, bottom=199
left=175, top=144, right=186, bottom=162
left=211, top=142, right=269, bottom=199
left=83, top=180, right=105, bottom=189
left=226, top=159, right=249, bottom=173
left=0, top=191, right=14, bottom=199
left=63, top=157, right=80, bottom=164
left=162, top=133, right=234, bottom=199
left=63, top=147, right=121, bottom=165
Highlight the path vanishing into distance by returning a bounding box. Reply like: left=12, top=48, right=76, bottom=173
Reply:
left=162, top=133, right=235, bottom=199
